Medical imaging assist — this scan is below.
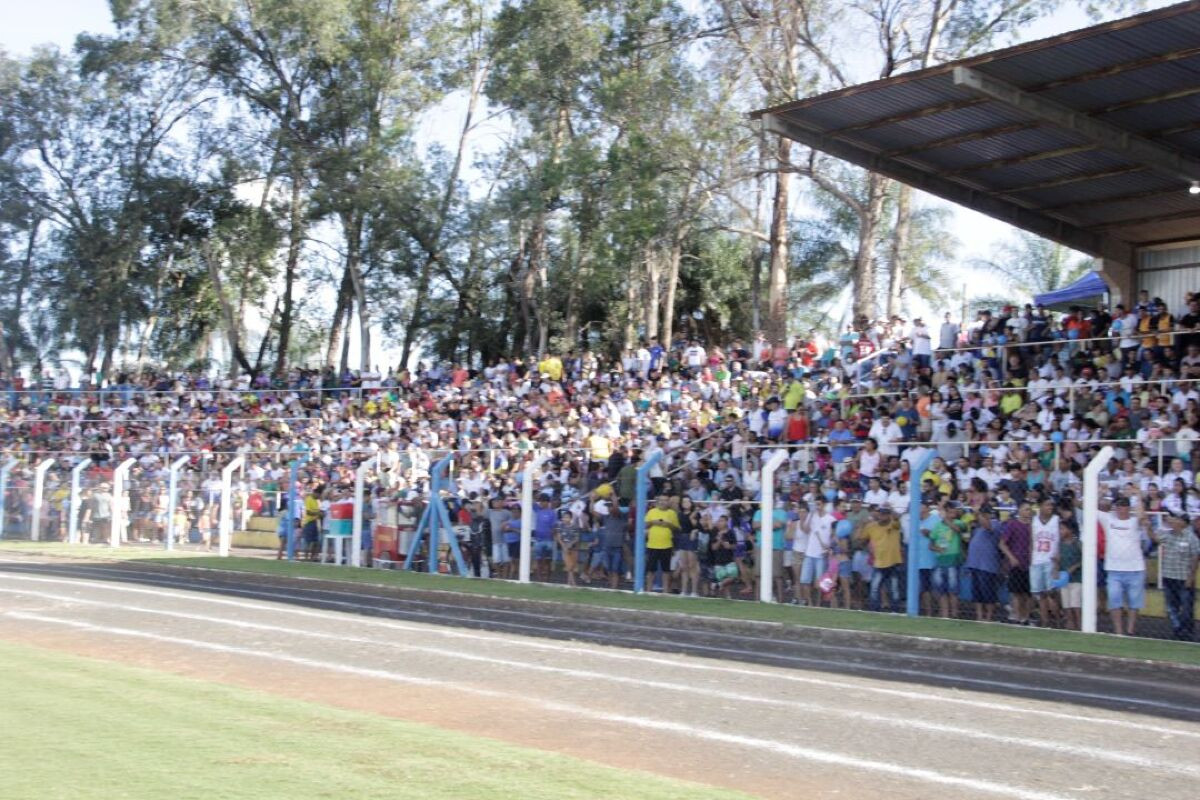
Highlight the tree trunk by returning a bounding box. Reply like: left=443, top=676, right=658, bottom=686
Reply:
left=623, top=268, right=638, bottom=353
left=508, top=236, right=530, bottom=357
left=644, top=246, right=661, bottom=347
left=83, top=340, right=98, bottom=384
left=851, top=174, right=888, bottom=325
left=399, top=59, right=487, bottom=369
left=339, top=297, right=353, bottom=375
left=564, top=253, right=580, bottom=349
left=750, top=247, right=763, bottom=333
left=0, top=323, right=13, bottom=378
left=4, top=218, right=42, bottom=372
left=324, top=266, right=353, bottom=370
left=886, top=183, right=911, bottom=319
left=564, top=240, right=583, bottom=347
left=341, top=212, right=370, bottom=372
left=765, top=137, right=792, bottom=342
left=100, top=323, right=118, bottom=383
left=520, top=222, right=547, bottom=357
left=138, top=246, right=174, bottom=368
left=276, top=170, right=304, bottom=375
left=205, top=245, right=254, bottom=376
left=401, top=254, right=435, bottom=370
left=564, top=189, right=597, bottom=348
left=751, top=128, right=769, bottom=337
left=660, top=237, right=682, bottom=347
left=254, top=295, right=280, bottom=374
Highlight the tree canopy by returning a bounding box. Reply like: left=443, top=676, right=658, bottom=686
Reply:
left=0, top=0, right=1132, bottom=379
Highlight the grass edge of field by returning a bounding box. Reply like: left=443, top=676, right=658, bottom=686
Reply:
left=2, top=541, right=1198, bottom=667
left=0, top=637, right=750, bottom=800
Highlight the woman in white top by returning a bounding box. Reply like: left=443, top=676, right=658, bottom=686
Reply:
left=858, top=440, right=882, bottom=479
left=789, top=512, right=809, bottom=603
left=799, top=500, right=837, bottom=607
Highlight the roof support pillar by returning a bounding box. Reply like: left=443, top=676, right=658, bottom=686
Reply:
left=1098, top=257, right=1136, bottom=307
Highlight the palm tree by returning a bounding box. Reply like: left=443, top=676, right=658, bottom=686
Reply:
left=973, top=231, right=1094, bottom=306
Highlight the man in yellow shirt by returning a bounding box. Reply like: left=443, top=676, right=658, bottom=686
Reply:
left=537, top=353, right=563, bottom=382
left=856, top=506, right=903, bottom=612
left=588, top=432, right=612, bottom=468
left=302, top=484, right=324, bottom=561
left=644, top=496, right=680, bottom=594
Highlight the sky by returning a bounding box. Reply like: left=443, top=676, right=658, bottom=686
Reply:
left=1, top=0, right=1171, bottom=366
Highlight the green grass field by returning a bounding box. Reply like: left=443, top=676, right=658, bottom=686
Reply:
left=3, top=541, right=1198, bottom=666
left=0, top=639, right=742, bottom=800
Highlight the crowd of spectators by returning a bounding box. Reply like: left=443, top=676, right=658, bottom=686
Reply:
left=1, top=287, right=1199, bottom=639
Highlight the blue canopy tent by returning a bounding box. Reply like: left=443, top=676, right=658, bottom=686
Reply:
left=1033, top=271, right=1109, bottom=310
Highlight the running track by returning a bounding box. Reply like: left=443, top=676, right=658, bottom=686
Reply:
left=0, top=556, right=1197, bottom=800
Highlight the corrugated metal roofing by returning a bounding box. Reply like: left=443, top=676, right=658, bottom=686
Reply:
left=752, top=1, right=1200, bottom=256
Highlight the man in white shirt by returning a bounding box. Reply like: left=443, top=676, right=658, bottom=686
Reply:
left=910, top=318, right=932, bottom=369
left=975, top=456, right=1004, bottom=490
left=635, top=345, right=652, bottom=378
left=867, top=413, right=903, bottom=457
left=1030, top=499, right=1060, bottom=627
left=863, top=477, right=888, bottom=509
left=798, top=499, right=837, bottom=606
left=1098, top=492, right=1159, bottom=636
left=1115, top=304, right=1140, bottom=366
left=684, top=341, right=707, bottom=374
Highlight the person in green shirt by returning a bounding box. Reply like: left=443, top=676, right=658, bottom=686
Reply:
left=783, top=379, right=805, bottom=412
left=928, top=503, right=966, bottom=619
left=998, top=389, right=1023, bottom=418
left=616, top=455, right=639, bottom=504
left=1058, top=522, right=1083, bottom=630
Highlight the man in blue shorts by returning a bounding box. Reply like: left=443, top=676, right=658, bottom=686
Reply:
left=1099, top=493, right=1158, bottom=636
left=533, top=495, right=558, bottom=582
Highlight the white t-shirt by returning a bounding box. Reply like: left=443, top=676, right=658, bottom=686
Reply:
left=790, top=519, right=810, bottom=554
left=868, top=421, right=903, bottom=456
left=911, top=324, right=932, bottom=356
left=804, top=512, right=836, bottom=558
left=1031, top=514, right=1060, bottom=566
left=1098, top=511, right=1145, bottom=572
left=863, top=488, right=888, bottom=508
left=859, top=449, right=882, bottom=478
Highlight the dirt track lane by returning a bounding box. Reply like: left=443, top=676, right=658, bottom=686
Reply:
left=0, top=561, right=1198, bottom=800
left=2, top=558, right=1199, bottom=719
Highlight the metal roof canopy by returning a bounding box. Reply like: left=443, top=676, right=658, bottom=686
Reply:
left=751, top=1, right=1200, bottom=267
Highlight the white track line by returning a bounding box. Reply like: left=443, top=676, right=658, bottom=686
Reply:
left=4, top=610, right=1079, bottom=800
left=10, top=560, right=1158, bottom=684
left=4, top=566, right=1184, bottom=712
left=2, top=572, right=1198, bottom=739
left=0, top=584, right=1191, bottom=777
left=44, top=565, right=1199, bottom=707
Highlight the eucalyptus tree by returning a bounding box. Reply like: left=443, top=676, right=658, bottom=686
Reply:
left=2, top=33, right=215, bottom=376
left=117, top=0, right=345, bottom=372
left=485, top=0, right=606, bottom=356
